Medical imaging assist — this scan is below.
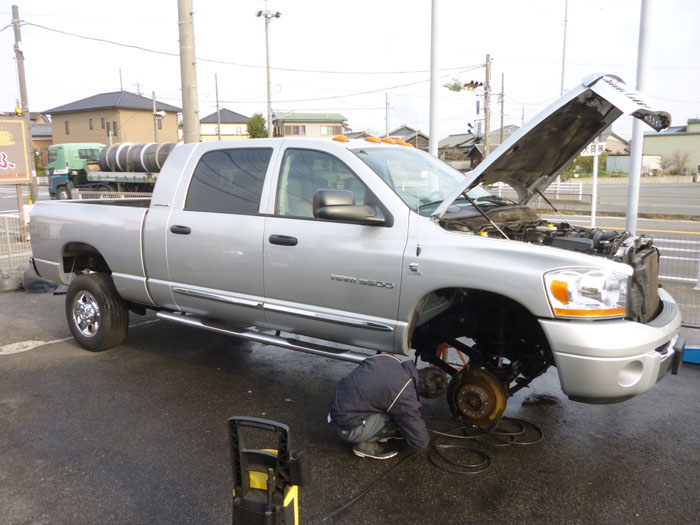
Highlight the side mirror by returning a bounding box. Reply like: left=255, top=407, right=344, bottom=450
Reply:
left=313, top=189, right=386, bottom=226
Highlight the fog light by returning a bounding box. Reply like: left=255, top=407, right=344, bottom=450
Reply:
left=617, top=361, right=643, bottom=387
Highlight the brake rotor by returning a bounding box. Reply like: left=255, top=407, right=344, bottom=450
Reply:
left=447, top=368, right=508, bottom=426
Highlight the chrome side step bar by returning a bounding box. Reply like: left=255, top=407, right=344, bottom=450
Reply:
left=156, top=311, right=370, bottom=363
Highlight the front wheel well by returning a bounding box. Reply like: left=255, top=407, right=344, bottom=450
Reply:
left=410, top=288, right=553, bottom=389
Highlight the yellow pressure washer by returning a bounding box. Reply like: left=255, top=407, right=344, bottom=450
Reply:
left=228, top=417, right=310, bottom=525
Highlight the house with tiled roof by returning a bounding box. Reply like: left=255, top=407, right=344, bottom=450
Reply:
left=272, top=111, right=346, bottom=138
left=200, top=108, right=249, bottom=141
left=45, top=91, right=181, bottom=144
left=383, top=125, right=429, bottom=152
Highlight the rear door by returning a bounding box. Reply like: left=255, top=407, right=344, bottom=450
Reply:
left=165, top=146, right=275, bottom=324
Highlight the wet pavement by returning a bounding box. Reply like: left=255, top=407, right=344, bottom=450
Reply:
left=1, top=290, right=699, bottom=524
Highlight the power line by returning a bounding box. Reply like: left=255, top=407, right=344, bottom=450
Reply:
left=216, top=66, right=484, bottom=105
left=19, top=21, right=480, bottom=76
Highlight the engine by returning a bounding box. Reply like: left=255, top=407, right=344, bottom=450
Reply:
left=441, top=205, right=636, bottom=258
left=441, top=204, right=661, bottom=323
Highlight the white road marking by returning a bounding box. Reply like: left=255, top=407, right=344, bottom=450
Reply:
left=0, top=319, right=160, bottom=356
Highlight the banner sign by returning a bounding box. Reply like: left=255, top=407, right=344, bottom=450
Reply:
left=0, top=119, right=30, bottom=184
left=580, top=141, right=605, bottom=157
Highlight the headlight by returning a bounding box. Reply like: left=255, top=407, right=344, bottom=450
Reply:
left=544, top=268, right=628, bottom=318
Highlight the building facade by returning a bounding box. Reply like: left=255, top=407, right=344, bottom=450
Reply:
left=273, top=112, right=346, bottom=138
left=200, top=108, right=249, bottom=141
left=643, top=119, right=700, bottom=175
left=46, top=92, right=181, bottom=145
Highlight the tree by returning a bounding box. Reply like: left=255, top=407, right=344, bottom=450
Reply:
left=247, top=113, right=267, bottom=138
left=659, top=156, right=673, bottom=175
left=669, top=150, right=691, bottom=176
left=564, top=152, right=608, bottom=176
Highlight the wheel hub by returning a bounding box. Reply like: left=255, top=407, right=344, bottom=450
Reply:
left=72, top=291, right=101, bottom=337
left=447, top=368, right=507, bottom=426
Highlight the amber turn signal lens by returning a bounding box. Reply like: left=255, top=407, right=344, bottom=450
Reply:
left=550, top=280, right=569, bottom=305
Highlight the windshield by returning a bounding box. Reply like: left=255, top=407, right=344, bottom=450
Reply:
left=351, top=147, right=491, bottom=214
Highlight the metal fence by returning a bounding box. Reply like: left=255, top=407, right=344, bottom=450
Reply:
left=654, top=236, right=700, bottom=328
left=0, top=215, right=31, bottom=273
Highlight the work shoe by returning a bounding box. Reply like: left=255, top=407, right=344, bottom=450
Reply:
left=352, top=440, right=398, bottom=460
left=374, top=424, right=404, bottom=442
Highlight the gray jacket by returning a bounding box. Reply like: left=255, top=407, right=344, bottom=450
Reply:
left=329, top=354, right=430, bottom=450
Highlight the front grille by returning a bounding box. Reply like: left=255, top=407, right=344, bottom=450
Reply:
left=628, top=246, right=660, bottom=324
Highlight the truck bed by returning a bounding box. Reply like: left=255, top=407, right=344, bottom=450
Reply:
left=30, top=199, right=152, bottom=304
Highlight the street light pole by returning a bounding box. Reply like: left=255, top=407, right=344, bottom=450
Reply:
left=428, top=0, right=438, bottom=156
left=626, top=0, right=651, bottom=234
left=257, top=9, right=281, bottom=138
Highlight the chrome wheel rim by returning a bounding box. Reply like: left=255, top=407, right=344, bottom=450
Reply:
left=72, top=291, right=101, bottom=337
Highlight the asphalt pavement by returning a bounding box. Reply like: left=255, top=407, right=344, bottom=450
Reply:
left=1, top=290, right=699, bottom=524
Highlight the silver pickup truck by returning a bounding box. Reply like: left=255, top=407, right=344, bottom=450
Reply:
left=30, top=74, right=684, bottom=425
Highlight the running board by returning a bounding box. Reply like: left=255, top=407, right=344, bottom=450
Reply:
left=156, top=311, right=370, bottom=363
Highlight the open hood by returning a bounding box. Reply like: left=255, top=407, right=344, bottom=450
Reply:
left=433, top=74, right=671, bottom=217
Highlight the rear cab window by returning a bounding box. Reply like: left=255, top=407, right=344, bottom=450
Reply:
left=185, top=148, right=273, bottom=215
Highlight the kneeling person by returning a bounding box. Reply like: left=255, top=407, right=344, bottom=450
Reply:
left=329, top=354, right=447, bottom=459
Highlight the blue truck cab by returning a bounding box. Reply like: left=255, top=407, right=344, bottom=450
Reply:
left=46, top=143, right=105, bottom=199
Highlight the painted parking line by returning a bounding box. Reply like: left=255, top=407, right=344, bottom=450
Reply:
left=0, top=319, right=160, bottom=355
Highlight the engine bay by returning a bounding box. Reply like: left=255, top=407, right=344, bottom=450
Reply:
left=440, top=204, right=639, bottom=259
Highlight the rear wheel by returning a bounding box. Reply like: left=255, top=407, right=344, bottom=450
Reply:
left=66, top=273, right=128, bottom=351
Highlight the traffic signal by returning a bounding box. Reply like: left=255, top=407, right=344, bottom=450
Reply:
left=463, top=81, right=483, bottom=91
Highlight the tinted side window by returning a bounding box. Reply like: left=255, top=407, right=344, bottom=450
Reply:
left=185, top=148, right=273, bottom=215
left=276, top=149, right=367, bottom=218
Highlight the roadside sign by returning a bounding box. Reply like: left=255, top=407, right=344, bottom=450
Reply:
left=580, top=141, right=605, bottom=157
left=0, top=119, right=30, bottom=184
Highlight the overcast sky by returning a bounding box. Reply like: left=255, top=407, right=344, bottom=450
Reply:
left=1, top=0, right=699, bottom=142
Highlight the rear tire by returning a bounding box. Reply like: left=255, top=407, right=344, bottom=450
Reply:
left=66, top=273, right=128, bottom=351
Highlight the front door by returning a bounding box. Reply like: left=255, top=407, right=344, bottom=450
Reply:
left=263, top=147, right=408, bottom=351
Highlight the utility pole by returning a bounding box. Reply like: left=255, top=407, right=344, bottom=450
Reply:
left=152, top=91, right=158, bottom=142
left=484, top=54, right=491, bottom=157
left=178, top=0, right=200, bottom=143
left=499, top=73, right=505, bottom=148
left=428, top=0, right=438, bottom=156
left=215, top=74, right=221, bottom=140
left=257, top=8, right=281, bottom=138
left=560, top=0, right=569, bottom=95
left=119, top=69, right=123, bottom=91
left=626, top=0, right=651, bottom=234
left=12, top=5, right=38, bottom=204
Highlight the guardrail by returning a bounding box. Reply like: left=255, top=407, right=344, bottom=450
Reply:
left=655, top=237, right=700, bottom=328
left=491, top=182, right=588, bottom=204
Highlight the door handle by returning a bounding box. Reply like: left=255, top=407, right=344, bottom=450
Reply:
left=170, top=225, right=191, bottom=235
left=269, top=234, right=298, bottom=246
